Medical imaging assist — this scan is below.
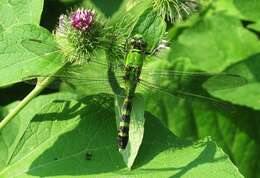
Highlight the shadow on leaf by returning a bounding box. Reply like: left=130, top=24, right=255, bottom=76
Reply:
left=12, top=94, right=228, bottom=177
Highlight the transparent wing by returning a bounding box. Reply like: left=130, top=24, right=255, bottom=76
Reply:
left=138, top=80, right=221, bottom=103
left=21, top=38, right=62, bottom=57
left=21, top=57, right=126, bottom=98
left=23, top=63, right=125, bottom=96
left=137, top=79, right=237, bottom=111
left=18, top=38, right=64, bottom=69
left=21, top=38, right=119, bottom=71
left=138, top=68, right=247, bottom=105
left=141, top=69, right=247, bottom=91
left=21, top=37, right=127, bottom=74
left=21, top=38, right=126, bottom=96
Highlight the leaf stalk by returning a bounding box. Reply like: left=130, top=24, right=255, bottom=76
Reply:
left=0, top=76, right=55, bottom=130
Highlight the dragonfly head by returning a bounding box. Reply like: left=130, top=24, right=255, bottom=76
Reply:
left=129, top=34, right=146, bottom=51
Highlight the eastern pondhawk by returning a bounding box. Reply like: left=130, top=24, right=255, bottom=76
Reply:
left=21, top=34, right=247, bottom=150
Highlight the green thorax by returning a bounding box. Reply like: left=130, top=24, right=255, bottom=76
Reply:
left=125, top=48, right=144, bottom=68
left=124, top=48, right=145, bottom=97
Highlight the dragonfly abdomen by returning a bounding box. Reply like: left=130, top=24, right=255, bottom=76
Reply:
left=118, top=96, right=133, bottom=150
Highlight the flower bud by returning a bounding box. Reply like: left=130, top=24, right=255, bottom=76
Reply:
left=54, top=8, right=126, bottom=65
left=70, top=9, right=95, bottom=31
left=54, top=8, right=103, bottom=64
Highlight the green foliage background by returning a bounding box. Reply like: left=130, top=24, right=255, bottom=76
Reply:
left=0, top=0, right=259, bottom=177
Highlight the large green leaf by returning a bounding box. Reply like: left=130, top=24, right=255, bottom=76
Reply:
left=145, top=94, right=196, bottom=138
left=0, top=0, right=44, bottom=29
left=143, top=54, right=260, bottom=178
left=207, top=54, right=260, bottom=110
left=145, top=87, right=260, bottom=178
left=169, top=12, right=260, bottom=72
left=234, top=0, right=260, bottom=22
left=0, top=24, right=64, bottom=87
left=191, top=101, right=260, bottom=178
left=0, top=93, right=77, bottom=170
left=131, top=8, right=166, bottom=52
left=145, top=7, right=260, bottom=178
left=0, top=93, right=243, bottom=177
left=214, top=0, right=242, bottom=18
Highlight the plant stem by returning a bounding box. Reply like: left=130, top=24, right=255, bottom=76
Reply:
left=0, top=76, right=55, bottom=130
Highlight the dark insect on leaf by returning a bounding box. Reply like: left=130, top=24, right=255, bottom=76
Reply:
left=85, top=152, right=92, bottom=160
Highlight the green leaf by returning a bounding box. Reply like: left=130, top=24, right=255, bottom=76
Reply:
left=150, top=8, right=260, bottom=178
left=0, top=24, right=64, bottom=87
left=206, top=54, right=260, bottom=110
left=247, top=22, right=260, bottom=32
left=0, top=0, right=44, bottom=29
left=110, top=0, right=152, bottom=34
left=0, top=93, right=77, bottom=170
left=0, top=24, right=3, bottom=40
left=115, top=94, right=145, bottom=168
left=214, top=0, right=242, bottom=18
left=169, top=12, right=260, bottom=72
left=145, top=90, right=259, bottom=178
left=82, top=0, right=124, bottom=17
left=234, top=0, right=260, bottom=22
left=145, top=94, right=196, bottom=138
left=131, top=8, right=166, bottom=52
left=0, top=102, right=19, bottom=120
left=134, top=115, right=243, bottom=178
left=191, top=102, right=260, bottom=178
left=0, top=93, right=243, bottom=177
left=59, top=51, right=123, bottom=96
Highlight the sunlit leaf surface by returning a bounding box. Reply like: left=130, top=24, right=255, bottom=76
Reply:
left=0, top=93, right=243, bottom=178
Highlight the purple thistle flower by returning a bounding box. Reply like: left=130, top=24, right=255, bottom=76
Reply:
left=70, top=9, right=95, bottom=31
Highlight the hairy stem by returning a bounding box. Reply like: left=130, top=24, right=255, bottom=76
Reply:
left=0, top=76, right=55, bottom=130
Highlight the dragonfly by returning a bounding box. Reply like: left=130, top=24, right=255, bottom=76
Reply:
left=21, top=34, right=247, bottom=150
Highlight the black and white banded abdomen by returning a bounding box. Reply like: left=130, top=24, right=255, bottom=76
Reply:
left=118, top=96, right=132, bottom=149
